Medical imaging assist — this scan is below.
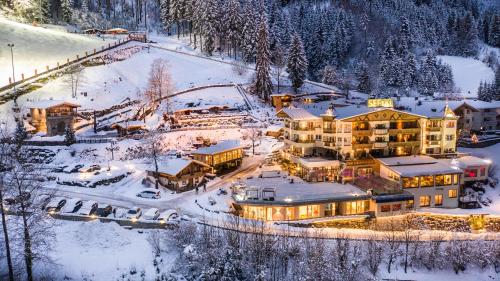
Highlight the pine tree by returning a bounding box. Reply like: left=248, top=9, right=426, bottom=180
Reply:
left=355, top=62, right=372, bottom=93
left=437, top=61, right=454, bottom=93
left=252, top=16, right=273, bottom=102
left=13, top=122, right=28, bottom=146
left=81, top=0, right=89, bottom=15
left=60, top=0, right=73, bottom=22
left=64, top=126, right=76, bottom=145
left=160, top=0, right=170, bottom=31
left=241, top=2, right=258, bottom=62
left=169, top=0, right=185, bottom=38
left=202, top=0, right=217, bottom=56
left=287, top=33, right=308, bottom=91
left=418, top=50, right=439, bottom=95
left=321, top=65, right=338, bottom=87
left=225, top=0, right=242, bottom=58
left=489, top=15, right=500, bottom=48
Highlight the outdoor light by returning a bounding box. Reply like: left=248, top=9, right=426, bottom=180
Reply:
left=131, top=218, right=137, bottom=223
left=484, top=159, right=492, bottom=164
left=284, top=197, right=292, bottom=203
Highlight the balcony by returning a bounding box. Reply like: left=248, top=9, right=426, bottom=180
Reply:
left=425, top=140, right=441, bottom=146
left=389, top=128, right=421, bottom=134
left=352, top=129, right=373, bottom=137
left=352, top=142, right=373, bottom=150
left=323, top=142, right=337, bottom=148
left=323, top=128, right=335, bottom=134
left=388, top=141, right=420, bottom=147
left=373, top=142, right=388, bottom=148
left=291, top=126, right=315, bottom=131
left=426, top=126, right=441, bottom=132
left=374, top=128, right=388, bottom=135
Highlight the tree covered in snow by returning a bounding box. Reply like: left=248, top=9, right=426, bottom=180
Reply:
left=64, top=126, right=76, bottom=145
left=287, top=33, right=308, bottom=92
left=418, top=50, right=440, bottom=95
left=355, top=61, right=372, bottom=93
left=321, top=65, right=339, bottom=87
left=252, top=16, right=273, bottom=102
left=241, top=1, right=258, bottom=62
left=60, top=0, right=73, bottom=22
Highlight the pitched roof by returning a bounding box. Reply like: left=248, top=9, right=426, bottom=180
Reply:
left=192, top=140, right=244, bottom=155
left=277, top=107, right=321, bottom=120
left=26, top=100, right=80, bottom=109
left=151, top=158, right=210, bottom=176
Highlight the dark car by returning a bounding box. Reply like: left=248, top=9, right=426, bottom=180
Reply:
left=96, top=204, right=113, bottom=217
left=45, top=197, right=67, bottom=214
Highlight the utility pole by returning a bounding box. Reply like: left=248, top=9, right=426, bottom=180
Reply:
left=7, top=44, right=17, bottom=105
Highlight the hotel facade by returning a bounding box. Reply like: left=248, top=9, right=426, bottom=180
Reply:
left=232, top=99, right=491, bottom=221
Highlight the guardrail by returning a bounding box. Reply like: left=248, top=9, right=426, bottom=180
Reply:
left=0, top=37, right=134, bottom=98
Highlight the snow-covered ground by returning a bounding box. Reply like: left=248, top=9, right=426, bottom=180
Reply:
left=438, top=55, right=495, bottom=98
left=0, top=17, right=116, bottom=87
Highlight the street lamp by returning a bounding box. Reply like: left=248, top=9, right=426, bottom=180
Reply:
left=7, top=44, right=16, bottom=97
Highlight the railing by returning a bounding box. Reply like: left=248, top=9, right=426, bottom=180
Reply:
left=352, top=129, right=373, bottom=136
left=425, top=140, right=441, bottom=146
left=374, top=128, right=388, bottom=135
left=389, top=128, right=420, bottom=134
left=291, top=126, right=315, bottom=131
left=352, top=142, right=373, bottom=149
left=426, top=127, right=441, bottom=132
left=388, top=141, right=420, bottom=147
left=373, top=142, right=388, bottom=148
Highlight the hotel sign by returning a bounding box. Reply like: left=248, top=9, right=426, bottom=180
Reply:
left=367, top=98, right=394, bottom=108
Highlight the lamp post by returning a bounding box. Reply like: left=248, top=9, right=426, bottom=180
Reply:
left=7, top=44, right=16, bottom=97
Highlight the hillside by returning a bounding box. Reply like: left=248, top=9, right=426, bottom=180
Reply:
left=0, top=17, right=114, bottom=87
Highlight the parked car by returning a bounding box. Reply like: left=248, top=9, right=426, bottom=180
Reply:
left=158, top=209, right=178, bottom=223
left=96, top=204, right=113, bottom=217
left=136, top=190, right=161, bottom=199
left=45, top=197, right=67, bottom=214
left=61, top=198, right=83, bottom=213
left=77, top=200, right=98, bottom=216
left=126, top=207, right=142, bottom=219
left=143, top=208, right=160, bottom=220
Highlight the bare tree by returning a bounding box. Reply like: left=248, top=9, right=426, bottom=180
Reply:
left=145, top=58, right=175, bottom=116
left=364, top=234, right=383, bottom=276
left=401, top=216, right=421, bottom=273
left=445, top=236, right=471, bottom=274
left=243, top=127, right=261, bottom=155
left=0, top=127, right=14, bottom=281
left=272, top=44, right=286, bottom=93
left=382, top=218, right=402, bottom=273
left=65, top=64, right=85, bottom=99
left=146, top=230, right=162, bottom=257
left=6, top=147, right=54, bottom=281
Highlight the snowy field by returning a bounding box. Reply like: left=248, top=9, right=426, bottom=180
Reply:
left=438, top=55, right=495, bottom=98
left=172, top=85, right=246, bottom=111
left=0, top=17, right=116, bottom=87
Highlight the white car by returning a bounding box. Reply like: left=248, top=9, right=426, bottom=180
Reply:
left=158, top=209, right=178, bottom=223
left=77, top=200, right=98, bottom=216
left=126, top=207, right=142, bottom=219
left=143, top=208, right=160, bottom=220
left=137, top=190, right=161, bottom=199
left=61, top=198, right=83, bottom=213
left=45, top=197, right=67, bottom=213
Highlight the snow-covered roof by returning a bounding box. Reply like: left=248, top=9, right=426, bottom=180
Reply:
left=451, top=156, right=491, bottom=168
left=236, top=176, right=368, bottom=205
left=277, top=107, right=321, bottom=120
left=378, top=156, right=461, bottom=177
left=152, top=158, right=209, bottom=176
left=296, top=157, right=340, bottom=168
left=377, top=155, right=438, bottom=166
left=111, top=120, right=146, bottom=129
left=26, top=100, right=80, bottom=109
left=396, top=97, right=500, bottom=117
left=192, top=140, right=244, bottom=155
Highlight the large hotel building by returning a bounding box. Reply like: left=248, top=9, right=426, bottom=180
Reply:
left=232, top=99, right=491, bottom=221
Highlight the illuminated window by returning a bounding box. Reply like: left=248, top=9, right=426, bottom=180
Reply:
left=453, top=174, right=459, bottom=185
left=345, top=201, right=368, bottom=215
left=419, top=175, right=434, bottom=187
left=285, top=207, right=295, bottom=220
left=448, top=189, right=458, bottom=198
left=420, top=196, right=431, bottom=207
left=435, top=174, right=452, bottom=186
left=402, top=177, right=419, bottom=188
left=435, top=194, right=443, bottom=206
left=298, top=205, right=320, bottom=219
left=446, top=121, right=455, bottom=128
left=344, top=124, right=352, bottom=133
left=392, top=204, right=401, bottom=212
left=406, top=200, right=414, bottom=210
left=381, top=205, right=391, bottom=212
left=464, top=169, right=477, bottom=178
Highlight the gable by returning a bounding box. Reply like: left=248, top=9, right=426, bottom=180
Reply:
left=341, top=109, right=423, bottom=122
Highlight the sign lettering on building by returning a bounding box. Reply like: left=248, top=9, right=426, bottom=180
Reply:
left=367, top=98, right=394, bottom=108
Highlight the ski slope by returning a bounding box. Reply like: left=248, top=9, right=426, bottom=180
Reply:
left=438, top=55, right=495, bottom=98
left=0, top=17, right=115, bottom=87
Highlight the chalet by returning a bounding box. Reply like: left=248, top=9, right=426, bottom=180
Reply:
left=111, top=121, right=146, bottom=136
left=192, top=140, right=245, bottom=173
left=146, top=158, right=211, bottom=192
left=27, top=100, right=80, bottom=136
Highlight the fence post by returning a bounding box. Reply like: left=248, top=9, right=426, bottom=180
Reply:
left=57, top=62, right=60, bottom=68
left=8, top=77, right=11, bottom=84
left=85, top=51, right=88, bottom=56
left=34, top=69, right=37, bottom=75
left=108, top=43, right=111, bottom=48
left=21, top=73, right=24, bottom=80
left=94, top=48, right=96, bottom=54
left=77, top=54, right=79, bottom=60
left=67, top=58, right=70, bottom=63
left=46, top=65, right=49, bottom=71
left=102, top=46, right=104, bottom=51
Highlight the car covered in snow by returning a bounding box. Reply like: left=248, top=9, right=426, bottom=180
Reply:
left=96, top=204, right=113, bottom=217
left=158, top=209, right=179, bottom=223
left=143, top=208, right=160, bottom=220
left=77, top=200, right=98, bottom=216
left=45, top=197, right=67, bottom=214
left=126, top=207, right=142, bottom=219
left=136, top=189, right=161, bottom=199
left=61, top=198, right=83, bottom=213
